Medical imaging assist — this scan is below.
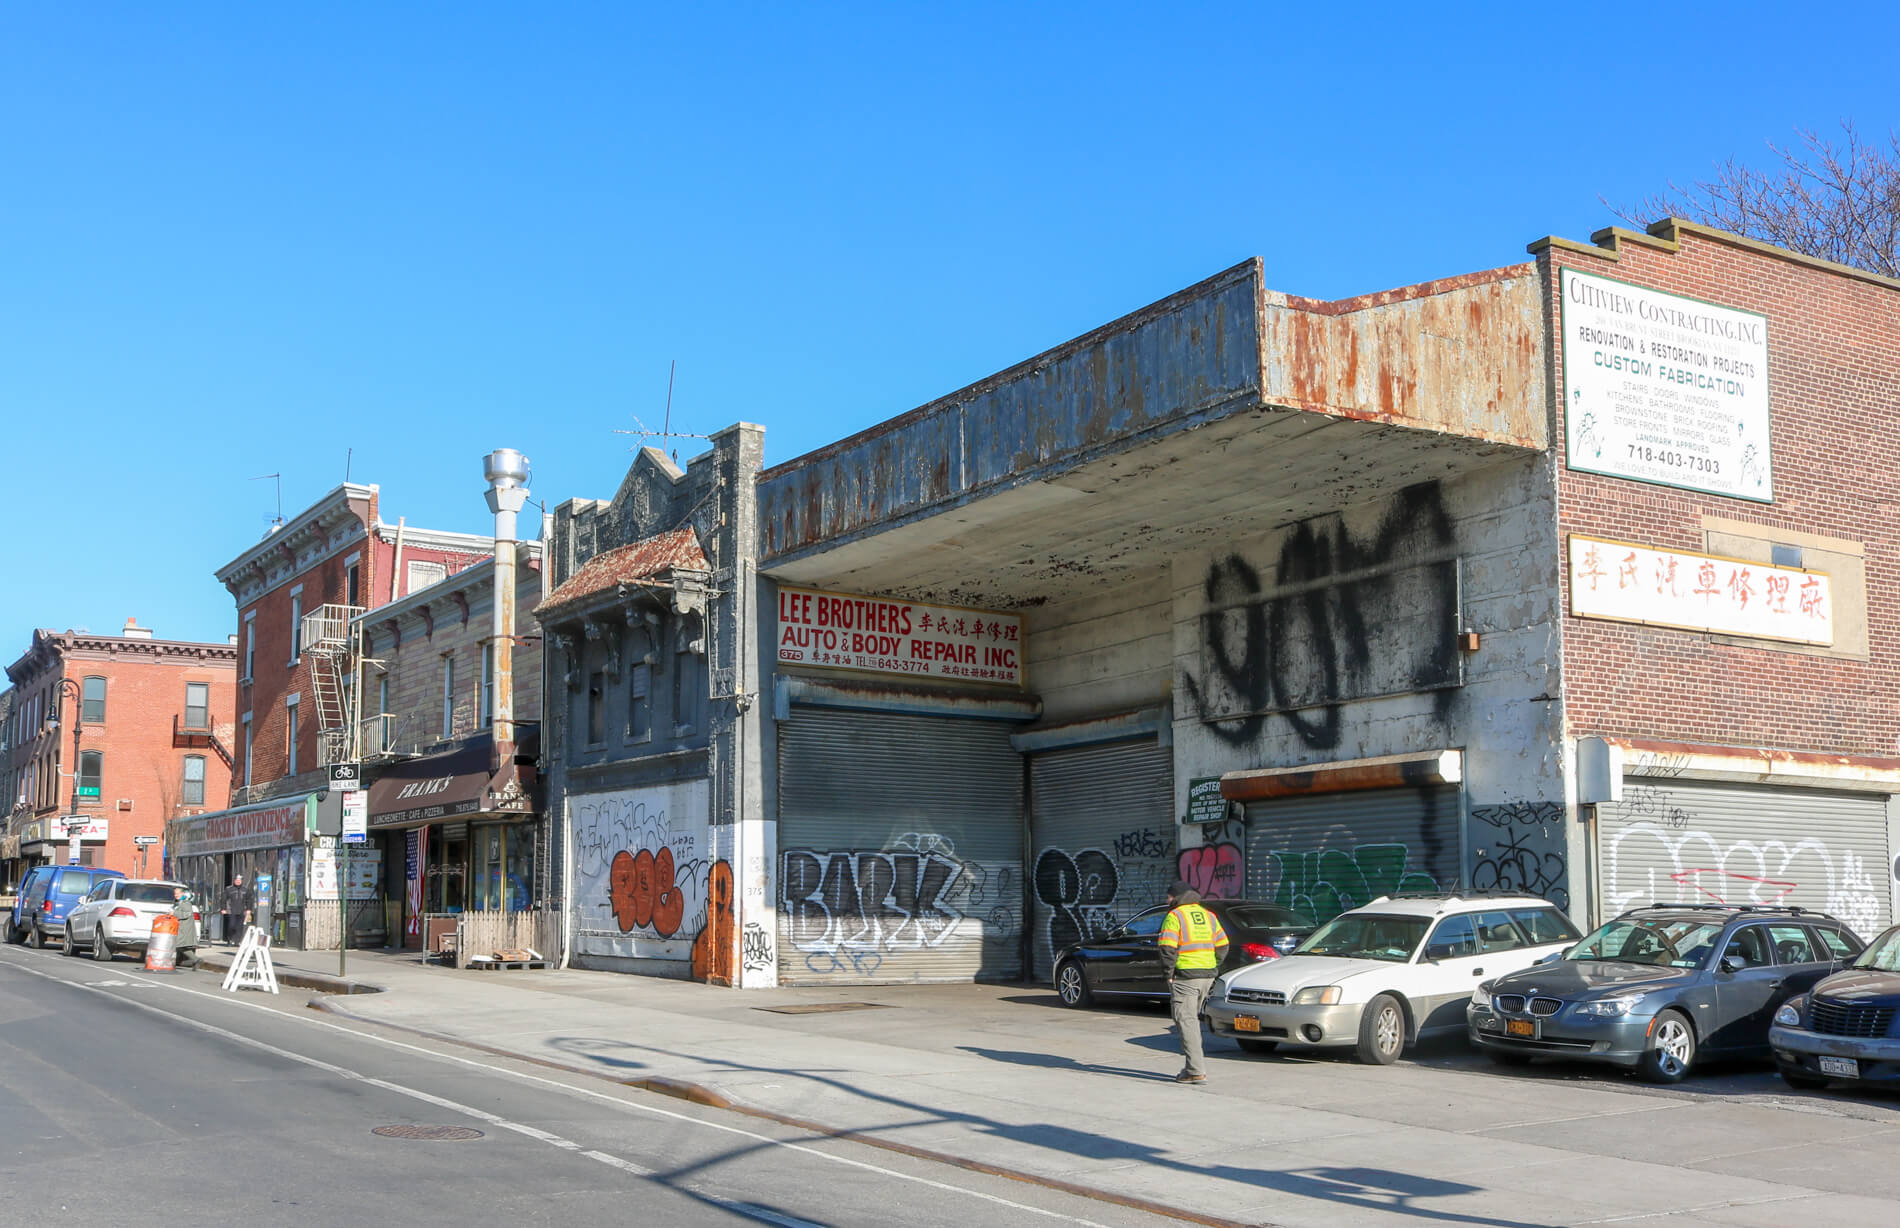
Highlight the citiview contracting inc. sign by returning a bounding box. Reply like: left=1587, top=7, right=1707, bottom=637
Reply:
left=776, top=586, right=1023, bottom=686
left=1561, top=269, right=1772, bottom=502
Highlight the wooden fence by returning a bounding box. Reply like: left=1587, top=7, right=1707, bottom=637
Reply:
left=452, top=909, right=560, bottom=968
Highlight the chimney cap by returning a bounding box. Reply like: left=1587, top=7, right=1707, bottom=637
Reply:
left=122, top=617, right=153, bottom=639
left=484, top=448, right=531, bottom=490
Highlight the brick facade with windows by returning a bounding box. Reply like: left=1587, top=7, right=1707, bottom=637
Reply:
left=1536, top=222, right=1900, bottom=754
left=215, top=484, right=491, bottom=803
left=2, top=620, right=236, bottom=882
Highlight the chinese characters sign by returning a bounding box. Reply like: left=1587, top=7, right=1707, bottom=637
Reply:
left=1561, top=269, right=1772, bottom=502
left=1568, top=535, right=1831, bottom=645
left=776, top=586, right=1023, bottom=685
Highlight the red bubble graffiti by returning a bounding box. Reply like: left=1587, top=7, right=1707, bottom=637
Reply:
left=691, top=860, right=735, bottom=984
left=609, top=847, right=686, bottom=937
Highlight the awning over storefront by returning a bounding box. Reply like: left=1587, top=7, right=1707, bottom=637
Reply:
left=367, top=740, right=493, bottom=830
left=168, top=793, right=319, bottom=859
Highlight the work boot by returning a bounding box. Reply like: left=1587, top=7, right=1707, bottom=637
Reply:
left=1175, top=1071, right=1206, bottom=1084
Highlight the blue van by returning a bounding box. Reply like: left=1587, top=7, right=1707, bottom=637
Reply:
left=6, top=864, right=125, bottom=948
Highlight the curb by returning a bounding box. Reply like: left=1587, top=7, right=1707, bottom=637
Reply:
left=307, top=994, right=1265, bottom=1228
left=193, top=950, right=383, bottom=995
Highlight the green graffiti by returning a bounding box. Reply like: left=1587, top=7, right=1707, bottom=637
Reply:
left=1270, top=843, right=1438, bottom=922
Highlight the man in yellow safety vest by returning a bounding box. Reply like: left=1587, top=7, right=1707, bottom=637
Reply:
left=1158, top=880, right=1230, bottom=1084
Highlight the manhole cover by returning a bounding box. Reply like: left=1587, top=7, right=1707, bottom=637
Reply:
left=755, top=1002, right=893, bottom=1015
left=371, top=1124, right=485, bottom=1141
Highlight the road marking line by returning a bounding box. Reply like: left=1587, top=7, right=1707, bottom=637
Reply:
left=2, top=954, right=1114, bottom=1228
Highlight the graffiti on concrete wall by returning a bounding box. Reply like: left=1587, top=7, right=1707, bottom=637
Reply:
left=690, top=860, right=735, bottom=983
left=1469, top=801, right=1569, bottom=909
left=781, top=832, right=1016, bottom=977
left=571, top=781, right=711, bottom=960
left=741, top=921, right=773, bottom=971
left=1181, top=482, right=1461, bottom=750
left=1602, top=821, right=1889, bottom=938
left=1177, top=843, right=1242, bottom=899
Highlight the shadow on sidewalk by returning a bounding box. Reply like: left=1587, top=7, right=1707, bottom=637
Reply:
left=534, top=1031, right=1563, bottom=1227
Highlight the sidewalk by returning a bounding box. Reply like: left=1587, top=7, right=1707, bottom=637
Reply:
left=221, top=947, right=1900, bottom=1228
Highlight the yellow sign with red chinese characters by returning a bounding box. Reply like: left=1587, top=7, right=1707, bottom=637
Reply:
left=1567, top=535, right=1831, bottom=645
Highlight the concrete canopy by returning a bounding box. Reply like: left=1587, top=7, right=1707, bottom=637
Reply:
left=758, top=258, right=1548, bottom=611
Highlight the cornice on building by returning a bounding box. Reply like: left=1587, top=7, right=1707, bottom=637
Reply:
left=215, top=482, right=377, bottom=605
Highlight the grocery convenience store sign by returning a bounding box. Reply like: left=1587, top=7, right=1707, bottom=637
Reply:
left=1561, top=269, right=1772, bottom=502
left=776, top=587, right=1022, bottom=685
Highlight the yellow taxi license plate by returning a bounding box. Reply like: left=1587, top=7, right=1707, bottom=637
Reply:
left=1506, top=1019, right=1535, bottom=1037
left=1234, top=1015, right=1262, bottom=1033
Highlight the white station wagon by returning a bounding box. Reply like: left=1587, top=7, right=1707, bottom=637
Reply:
left=1203, top=893, right=1581, bottom=1064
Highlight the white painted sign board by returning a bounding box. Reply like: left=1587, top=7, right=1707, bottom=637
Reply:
left=1568, top=535, right=1832, bottom=645
left=1561, top=269, right=1772, bottom=502
left=775, top=586, right=1023, bottom=686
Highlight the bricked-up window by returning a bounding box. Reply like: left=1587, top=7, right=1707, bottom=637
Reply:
left=184, top=682, right=210, bottom=731
left=586, top=670, right=606, bottom=746
left=286, top=698, right=299, bottom=776
left=77, top=750, right=102, bottom=802
left=408, top=560, right=447, bottom=595
left=81, top=676, right=106, bottom=724
left=672, top=644, right=701, bottom=736
left=441, top=654, right=456, bottom=738
left=181, top=755, right=206, bottom=806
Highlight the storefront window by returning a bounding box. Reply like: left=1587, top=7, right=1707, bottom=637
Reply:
left=426, top=828, right=467, bottom=913
left=473, top=825, right=504, bottom=911
left=505, top=826, right=534, bottom=912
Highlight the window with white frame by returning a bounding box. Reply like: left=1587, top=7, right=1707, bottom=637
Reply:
left=184, top=681, right=210, bottom=731
left=182, top=755, right=206, bottom=806
left=408, top=560, right=447, bottom=595
left=441, top=653, right=455, bottom=738
left=480, top=643, right=494, bottom=729
left=243, top=611, right=256, bottom=679
left=289, top=590, right=304, bottom=663
left=286, top=696, right=300, bottom=776
left=242, top=713, right=254, bottom=787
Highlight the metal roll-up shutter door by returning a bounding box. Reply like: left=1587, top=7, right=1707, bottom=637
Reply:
left=1243, top=785, right=1462, bottom=924
left=1027, top=740, right=1173, bottom=983
left=778, top=708, right=1023, bottom=984
left=1598, top=779, right=1893, bottom=938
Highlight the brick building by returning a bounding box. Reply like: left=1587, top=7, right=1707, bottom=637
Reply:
left=1536, top=220, right=1900, bottom=939
left=169, top=484, right=495, bottom=949
left=2, top=620, right=236, bottom=891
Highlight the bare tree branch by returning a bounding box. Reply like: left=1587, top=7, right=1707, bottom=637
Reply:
left=1606, top=122, right=1900, bottom=279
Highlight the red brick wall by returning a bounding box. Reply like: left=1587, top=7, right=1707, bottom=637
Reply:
left=1543, top=229, right=1900, bottom=754
left=60, top=646, right=237, bottom=875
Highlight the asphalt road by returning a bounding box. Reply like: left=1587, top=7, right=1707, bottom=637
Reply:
left=0, top=946, right=1176, bottom=1228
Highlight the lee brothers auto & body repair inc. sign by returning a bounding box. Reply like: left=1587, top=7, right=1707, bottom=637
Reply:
left=776, top=587, right=1023, bottom=685
left=1561, top=268, right=1772, bottom=502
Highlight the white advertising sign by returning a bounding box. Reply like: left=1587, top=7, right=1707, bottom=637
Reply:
left=775, top=586, right=1022, bottom=686
left=1561, top=269, right=1772, bottom=502
left=1568, top=535, right=1831, bottom=645
left=308, top=847, right=380, bottom=901
left=60, top=816, right=109, bottom=841
left=341, top=789, right=368, bottom=845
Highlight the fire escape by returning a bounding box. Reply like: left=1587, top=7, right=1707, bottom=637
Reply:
left=300, top=604, right=366, bottom=766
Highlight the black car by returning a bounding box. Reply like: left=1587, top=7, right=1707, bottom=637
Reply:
left=1469, top=904, right=1862, bottom=1083
left=1052, top=899, right=1315, bottom=1009
left=1772, top=922, right=1900, bottom=1090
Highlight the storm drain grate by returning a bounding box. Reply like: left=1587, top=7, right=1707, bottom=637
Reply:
left=371, top=1124, right=486, bottom=1141
left=754, top=1002, right=894, bottom=1015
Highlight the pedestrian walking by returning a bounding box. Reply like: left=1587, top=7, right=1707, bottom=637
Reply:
left=1158, top=880, right=1229, bottom=1084
left=171, top=886, right=201, bottom=969
left=221, top=874, right=252, bottom=944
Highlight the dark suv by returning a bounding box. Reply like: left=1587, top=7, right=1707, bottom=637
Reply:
left=1469, top=904, right=1863, bottom=1083
left=6, top=864, right=127, bottom=948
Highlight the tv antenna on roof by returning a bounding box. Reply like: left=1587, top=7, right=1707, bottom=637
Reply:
left=250, top=472, right=284, bottom=530
left=614, top=360, right=707, bottom=465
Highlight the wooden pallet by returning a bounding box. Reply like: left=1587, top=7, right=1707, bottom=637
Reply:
left=466, top=958, right=549, bottom=971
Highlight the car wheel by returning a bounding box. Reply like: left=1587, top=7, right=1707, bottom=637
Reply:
left=3, top=922, right=20, bottom=945
left=1356, top=994, right=1406, bottom=1065
left=1235, top=1038, right=1279, bottom=1055
left=93, top=930, right=114, bottom=962
left=1637, top=1010, right=1697, bottom=1084
left=27, top=922, right=45, bottom=949
left=61, top=926, right=77, bottom=957
left=1779, top=1067, right=1828, bottom=1091
left=1054, top=961, right=1093, bottom=1009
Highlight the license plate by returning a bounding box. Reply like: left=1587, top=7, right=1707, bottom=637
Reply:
left=1818, top=1056, right=1860, bottom=1078
left=1506, top=1019, right=1536, bottom=1037
left=1233, top=1015, right=1261, bottom=1033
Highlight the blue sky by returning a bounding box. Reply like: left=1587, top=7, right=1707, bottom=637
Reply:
left=5, top=3, right=1897, bottom=656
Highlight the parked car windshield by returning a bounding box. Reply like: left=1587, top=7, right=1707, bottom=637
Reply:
left=1222, top=904, right=1313, bottom=930
left=1291, top=913, right=1428, bottom=962
left=1568, top=918, right=1724, bottom=968
left=1849, top=927, right=1900, bottom=973
left=119, top=884, right=183, bottom=905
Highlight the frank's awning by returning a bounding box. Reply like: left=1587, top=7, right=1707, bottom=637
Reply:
left=366, top=740, right=492, bottom=830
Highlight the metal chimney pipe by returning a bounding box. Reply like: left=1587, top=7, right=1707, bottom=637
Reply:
left=484, top=449, right=530, bottom=777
